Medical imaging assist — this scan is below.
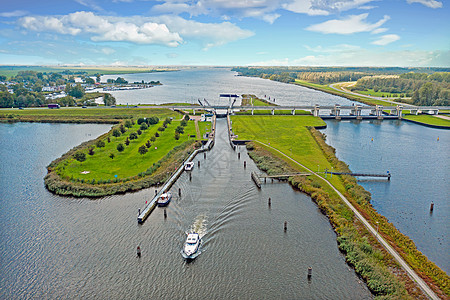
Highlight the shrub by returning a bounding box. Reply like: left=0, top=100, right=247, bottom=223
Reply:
left=112, top=129, right=121, bottom=137
left=180, top=119, right=187, bottom=127
left=147, top=116, right=159, bottom=125
left=137, top=129, right=142, bottom=135
left=184, top=114, right=189, bottom=121
left=145, top=140, right=151, bottom=148
left=129, top=132, right=138, bottom=140
left=150, top=136, right=156, bottom=142
left=96, top=140, right=105, bottom=148
left=88, top=147, right=95, bottom=156
left=119, top=124, right=126, bottom=133
left=175, top=126, right=184, bottom=134
left=124, top=120, right=133, bottom=128
left=107, top=137, right=110, bottom=143
left=137, top=117, right=145, bottom=125
left=125, top=137, right=130, bottom=146
left=174, top=132, right=180, bottom=140
left=154, top=132, right=159, bottom=137
left=140, top=123, right=148, bottom=130
left=109, top=153, right=115, bottom=159
left=138, top=145, right=148, bottom=155
left=117, top=143, right=124, bottom=152
left=158, top=126, right=165, bottom=131
left=74, top=152, right=86, bottom=164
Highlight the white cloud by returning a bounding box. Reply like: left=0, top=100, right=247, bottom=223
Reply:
left=250, top=49, right=450, bottom=67
left=17, top=12, right=253, bottom=49
left=406, top=0, right=443, bottom=8
left=371, top=27, right=388, bottom=34
left=153, top=0, right=282, bottom=23
left=151, top=15, right=254, bottom=49
left=372, top=34, right=400, bottom=45
left=0, top=10, right=28, bottom=18
left=306, top=13, right=390, bottom=34
left=19, top=12, right=182, bottom=47
left=282, top=0, right=329, bottom=16
left=310, top=0, right=378, bottom=13
left=305, top=44, right=362, bottom=53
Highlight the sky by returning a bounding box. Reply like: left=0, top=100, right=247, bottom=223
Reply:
left=0, top=0, right=449, bottom=67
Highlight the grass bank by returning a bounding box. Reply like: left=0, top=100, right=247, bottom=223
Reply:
left=231, top=115, right=448, bottom=299
left=45, top=117, right=205, bottom=197
left=0, top=107, right=180, bottom=124
left=403, top=114, right=450, bottom=129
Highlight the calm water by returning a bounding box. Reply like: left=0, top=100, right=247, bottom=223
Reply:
left=101, top=67, right=355, bottom=107
left=322, top=120, right=450, bottom=273
left=0, top=120, right=371, bottom=299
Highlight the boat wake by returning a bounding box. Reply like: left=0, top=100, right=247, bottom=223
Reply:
left=181, top=215, right=207, bottom=260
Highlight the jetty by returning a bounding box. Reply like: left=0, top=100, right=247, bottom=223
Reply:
left=319, top=171, right=391, bottom=180
left=137, top=115, right=216, bottom=224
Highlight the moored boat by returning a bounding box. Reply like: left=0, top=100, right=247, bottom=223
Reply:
left=157, top=191, right=172, bottom=207
left=184, top=161, right=194, bottom=171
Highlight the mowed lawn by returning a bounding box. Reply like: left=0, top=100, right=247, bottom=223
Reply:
left=231, top=115, right=346, bottom=189
left=59, top=120, right=198, bottom=181
left=403, top=114, right=450, bottom=127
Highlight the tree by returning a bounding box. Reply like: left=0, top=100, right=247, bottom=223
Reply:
left=124, top=120, right=133, bottom=128
left=175, top=126, right=184, bottom=134
left=137, top=129, right=142, bottom=135
left=147, top=116, right=159, bottom=125
left=138, top=145, right=148, bottom=155
left=129, top=132, right=138, bottom=140
left=68, top=84, right=85, bottom=98
left=103, top=93, right=116, bottom=106
left=154, top=132, right=159, bottom=137
left=117, top=143, right=125, bottom=152
left=120, top=124, right=126, bottom=133
left=137, top=117, right=145, bottom=125
left=180, top=120, right=187, bottom=127
left=96, top=140, right=105, bottom=148
left=88, top=147, right=95, bottom=156
left=150, top=136, right=156, bottom=142
left=96, top=74, right=101, bottom=83
left=184, top=114, right=190, bottom=121
left=109, top=153, right=115, bottom=159
left=74, top=152, right=86, bottom=164
left=145, top=140, right=151, bottom=148
left=158, top=126, right=165, bottom=131
left=115, top=77, right=128, bottom=84
left=125, top=137, right=130, bottom=146
left=174, top=132, right=180, bottom=140
left=140, top=122, right=148, bottom=130
left=112, top=129, right=121, bottom=137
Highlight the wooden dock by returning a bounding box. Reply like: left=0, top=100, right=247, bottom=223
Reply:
left=251, top=172, right=261, bottom=188
left=320, top=171, right=391, bottom=180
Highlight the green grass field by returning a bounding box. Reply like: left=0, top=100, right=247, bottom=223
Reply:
left=356, top=88, right=403, bottom=98
left=230, top=115, right=345, bottom=189
left=0, top=107, right=181, bottom=123
left=57, top=120, right=198, bottom=181
left=403, top=114, right=450, bottom=127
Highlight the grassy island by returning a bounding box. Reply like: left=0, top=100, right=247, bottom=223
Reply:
left=39, top=107, right=211, bottom=197
left=231, top=115, right=449, bottom=299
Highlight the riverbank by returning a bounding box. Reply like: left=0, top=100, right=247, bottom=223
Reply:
left=231, top=115, right=449, bottom=299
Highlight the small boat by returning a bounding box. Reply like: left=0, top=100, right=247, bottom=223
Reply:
left=184, top=161, right=194, bottom=171
left=157, top=191, right=172, bottom=207
left=182, top=233, right=201, bottom=259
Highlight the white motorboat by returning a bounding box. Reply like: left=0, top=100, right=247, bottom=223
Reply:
left=184, top=161, right=194, bottom=171
left=157, top=191, right=172, bottom=207
left=182, top=233, right=201, bottom=259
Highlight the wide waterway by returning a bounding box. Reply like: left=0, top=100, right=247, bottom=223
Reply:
left=0, top=121, right=371, bottom=299
left=322, top=119, right=450, bottom=273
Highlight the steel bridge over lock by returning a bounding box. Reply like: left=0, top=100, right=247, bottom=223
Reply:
left=164, top=104, right=450, bottom=120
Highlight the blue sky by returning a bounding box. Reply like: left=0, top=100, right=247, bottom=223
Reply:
left=0, top=0, right=448, bottom=66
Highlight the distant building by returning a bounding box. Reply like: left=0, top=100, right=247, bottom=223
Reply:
left=201, top=113, right=213, bottom=122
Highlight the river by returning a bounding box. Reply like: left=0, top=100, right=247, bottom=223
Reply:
left=0, top=120, right=371, bottom=299
left=322, top=119, right=449, bottom=273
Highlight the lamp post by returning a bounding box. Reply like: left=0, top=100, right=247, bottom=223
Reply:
left=376, top=221, right=379, bottom=237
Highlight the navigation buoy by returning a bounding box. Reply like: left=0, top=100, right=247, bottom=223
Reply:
left=437, top=136, right=439, bottom=141
left=238, top=152, right=240, bottom=159
left=244, top=161, right=246, bottom=168
left=189, top=173, right=192, bottom=181
left=371, top=138, right=373, bottom=142
left=178, top=188, right=181, bottom=196
left=430, top=202, right=434, bottom=212
left=164, top=209, right=167, bottom=219
left=308, top=267, right=312, bottom=279
left=268, top=197, right=271, bottom=207
left=155, top=189, right=158, bottom=195
left=198, top=160, right=200, bottom=167
left=284, top=221, right=287, bottom=232
left=138, top=208, right=141, bottom=216
left=137, top=246, right=141, bottom=258
left=204, top=152, right=206, bottom=159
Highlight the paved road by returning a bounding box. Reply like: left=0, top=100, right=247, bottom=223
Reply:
left=256, top=141, right=440, bottom=300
